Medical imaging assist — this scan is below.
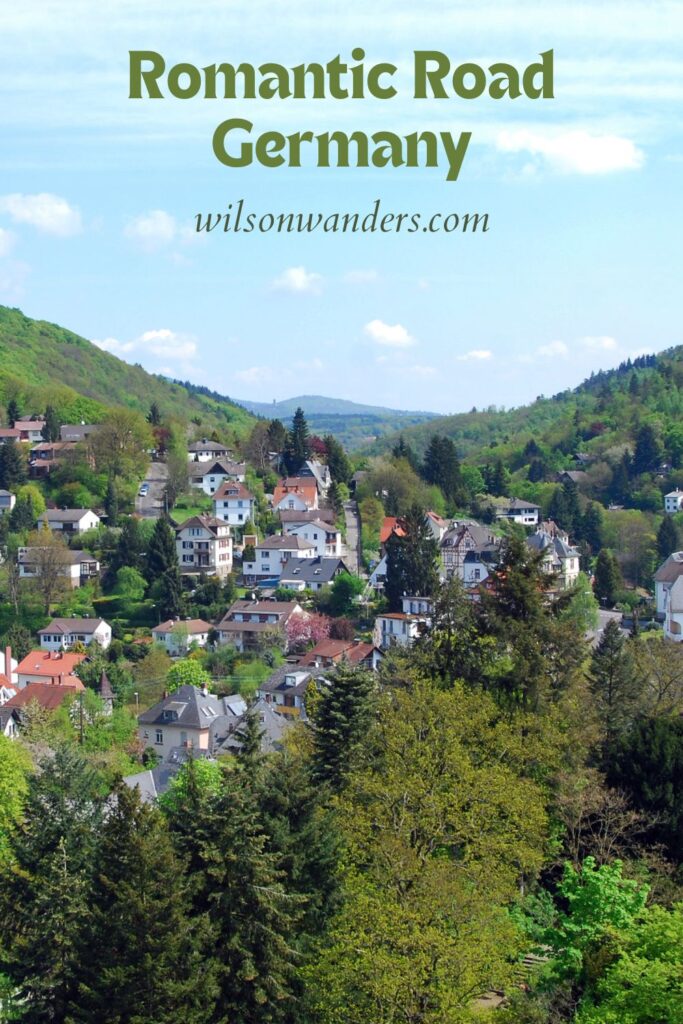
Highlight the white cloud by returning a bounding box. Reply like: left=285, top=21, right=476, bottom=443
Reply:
left=344, top=269, right=378, bottom=284
left=364, top=319, right=415, bottom=348
left=124, top=210, right=177, bottom=250
left=272, top=266, right=323, bottom=294
left=496, top=130, right=644, bottom=175
left=92, top=328, right=198, bottom=365
left=233, top=366, right=274, bottom=384
left=0, top=228, right=15, bottom=257
left=538, top=340, right=569, bottom=357
left=580, top=335, right=619, bottom=351
left=0, top=192, right=82, bottom=236
left=456, top=349, right=493, bottom=362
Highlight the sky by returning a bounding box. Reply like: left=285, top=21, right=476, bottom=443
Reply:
left=0, top=1, right=682, bottom=415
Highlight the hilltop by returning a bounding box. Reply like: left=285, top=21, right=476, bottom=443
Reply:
left=0, top=306, right=254, bottom=438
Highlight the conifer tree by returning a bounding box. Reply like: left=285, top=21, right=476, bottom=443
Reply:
left=312, top=664, right=376, bottom=790
left=581, top=501, right=604, bottom=553
left=41, top=405, right=60, bottom=443
left=384, top=504, right=439, bottom=611
left=594, top=549, right=622, bottom=606
left=657, top=514, right=679, bottom=560
left=283, top=407, right=311, bottom=475
left=633, top=423, right=663, bottom=475
left=391, top=434, right=420, bottom=473
left=327, top=480, right=343, bottom=518
left=72, top=783, right=209, bottom=1024
left=589, top=619, right=640, bottom=744
left=0, top=439, right=27, bottom=490
left=109, top=516, right=146, bottom=576
left=0, top=748, right=103, bottom=1023
left=103, top=477, right=118, bottom=527
left=322, top=434, right=351, bottom=485
left=147, top=401, right=162, bottom=425
left=6, top=397, right=20, bottom=428
left=146, top=515, right=178, bottom=580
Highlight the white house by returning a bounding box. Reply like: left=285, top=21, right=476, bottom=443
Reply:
left=273, top=478, right=319, bottom=511
left=242, top=535, right=316, bottom=582
left=373, top=612, right=428, bottom=649
left=38, top=508, right=101, bottom=535
left=664, top=490, right=683, bottom=514
left=187, top=439, right=233, bottom=463
left=18, top=547, right=100, bottom=588
left=212, top=480, right=256, bottom=527
left=654, top=551, right=683, bottom=617
left=175, top=516, right=233, bottom=579
left=0, top=490, right=16, bottom=515
left=284, top=519, right=343, bottom=558
left=279, top=557, right=349, bottom=592
left=37, top=618, right=112, bottom=651
left=217, top=600, right=304, bottom=653
left=661, top=575, right=683, bottom=641
left=527, top=530, right=580, bottom=590
left=494, top=499, right=541, bottom=526
left=440, top=522, right=501, bottom=586
left=14, top=417, right=46, bottom=443
left=189, top=459, right=247, bottom=495
left=152, top=618, right=213, bottom=656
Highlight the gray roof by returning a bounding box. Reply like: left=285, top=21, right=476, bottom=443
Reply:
left=256, top=665, right=315, bottom=698
left=278, top=508, right=336, bottom=524
left=498, top=498, right=541, bottom=511
left=138, top=684, right=245, bottom=730
left=213, top=697, right=293, bottom=756
left=38, top=617, right=107, bottom=635
left=527, top=532, right=578, bottom=559
left=188, top=439, right=231, bottom=453
left=654, top=551, right=683, bottom=583
left=41, top=508, right=99, bottom=523
left=280, top=556, right=348, bottom=585
left=258, top=535, right=316, bottom=551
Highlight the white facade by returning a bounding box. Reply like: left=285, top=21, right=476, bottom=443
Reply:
left=190, top=461, right=246, bottom=494
left=242, top=538, right=316, bottom=580
left=151, top=619, right=212, bottom=656
left=274, top=491, right=311, bottom=512
left=285, top=520, right=342, bottom=558
left=176, top=517, right=233, bottom=579
left=495, top=501, right=540, bottom=526
left=212, top=483, right=256, bottom=526
left=664, top=490, right=683, bottom=514
left=38, top=619, right=112, bottom=651
left=0, top=490, right=15, bottom=515
left=662, top=575, right=683, bottom=640
left=373, top=613, right=425, bottom=649
left=40, top=509, right=101, bottom=534
left=18, top=548, right=99, bottom=589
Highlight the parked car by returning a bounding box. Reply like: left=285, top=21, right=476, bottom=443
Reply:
left=138, top=483, right=149, bottom=496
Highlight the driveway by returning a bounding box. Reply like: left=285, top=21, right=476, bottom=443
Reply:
left=135, top=461, right=168, bottom=519
left=343, top=500, right=361, bottom=575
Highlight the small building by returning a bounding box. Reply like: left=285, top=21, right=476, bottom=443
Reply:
left=273, top=478, right=319, bottom=511
left=527, top=530, right=580, bottom=590
left=37, top=618, right=112, bottom=651
left=18, top=547, right=100, bottom=588
left=654, top=551, right=683, bottom=624
left=284, top=519, right=343, bottom=558
left=494, top=498, right=541, bottom=526
left=278, top=508, right=336, bottom=528
left=187, top=438, right=233, bottom=463
left=137, top=684, right=247, bottom=761
left=151, top=618, right=213, bottom=656
left=60, top=423, right=100, bottom=443
left=38, top=508, right=101, bottom=535
left=440, top=522, right=501, bottom=586
left=189, top=459, right=246, bottom=495
left=298, top=638, right=383, bottom=671
left=175, top=515, right=233, bottom=579
left=279, top=556, right=349, bottom=592
left=217, top=600, right=303, bottom=653
left=17, top=649, right=86, bottom=689
left=242, top=535, right=316, bottom=583
left=0, top=681, right=82, bottom=739
left=29, top=441, right=77, bottom=477
left=255, top=666, right=317, bottom=716
left=373, top=612, right=429, bottom=650
left=664, top=490, right=683, bottom=515
left=0, top=428, right=22, bottom=444
left=14, top=417, right=46, bottom=443
left=212, top=480, right=256, bottom=527
left=0, top=489, right=16, bottom=515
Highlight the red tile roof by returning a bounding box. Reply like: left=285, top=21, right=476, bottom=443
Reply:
left=5, top=682, right=81, bottom=711
left=17, top=650, right=86, bottom=678
left=380, top=517, right=407, bottom=545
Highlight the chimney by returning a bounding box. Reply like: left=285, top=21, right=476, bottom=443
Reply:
left=4, top=646, right=11, bottom=678
left=162, top=689, right=169, bottom=699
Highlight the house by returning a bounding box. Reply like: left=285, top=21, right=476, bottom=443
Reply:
left=654, top=551, right=683, bottom=620
left=379, top=516, right=407, bottom=554
left=494, top=498, right=541, bottom=526
left=283, top=519, right=343, bottom=557
left=527, top=530, right=581, bottom=590
left=212, top=480, right=256, bottom=527
left=373, top=612, right=429, bottom=649
left=664, top=490, right=683, bottom=514
left=661, top=575, right=683, bottom=641
left=299, top=638, right=383, bottom=671
left=213, top=697, right=293, bottom=755
left=255, top=665, right=318, bottom=716
left=0, top=679, right=18, bottom=707
left=60, top=423, right=99, bottom=443
left=279, top=556, right=349, bottom=592
left=368, top=554, right=388, bottom=593
left=242, top=535, right=316, bottom=583
left=0, top=490, right=16, bottom=515
left=189, top=459, right=246, bottom=494
left=137, top=684, right=247, bottom=761
left=0, top=428, right=22, bottom=443
left=425, top=510, right=450, bottom=542
left=17, top=649, right=86, bottom=688
left=273, top=478, right=319, bottom=511
left=187, top=438, right=233, bottom=462
left=175, top=515, right=233, bottom=579
left=37, top=618, right=112, bottom=651
left=0, top=645, right=18, bottom=687
left=0, top=681, right=82, bottom=739
left=14, top=416, right=46, bottom=443
left=29, top=441, right=77, bottom=477
left=440, top=522, right=501, bottom=586
left=217, top=600, right=303, bottom=653
left=152, top=618, right=213, bottom=656
left=38, top=508, right=101, bottom=534
left=18, top=547, right=100, bottom=588
left=295, top=460, right=331, bottom=496
left=555, top=470, right=589, bottom=487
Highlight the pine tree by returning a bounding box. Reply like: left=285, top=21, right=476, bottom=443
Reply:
left=41, top=405, right=60, bottom=443
left=109, top=516, right=146, bottom=576
left=312, top=664, right=376, bottom=790
left=157, top=566, right=183, bottom=619
left=146, top=515, right=178, bottom=580
left=0, top=439, right=27, bottom=490
left=594, top=549, right=622, bottom=606
left=633, top=423, right=663, bottom=475
left=267, top=418, right=287, bottom=454
left=384, top=505, right=439, bottom=611
left=72, top=783, right=209, bottom=1024
left=0, top=748, right=103, bottom=1023
left=235, top=702, right=265, bottom=768
left=581, top=501, right=604, bottom=553
left=6, top=397, right=20, bottom=428
left=422, top=435, right=464, bottom=506
left=103, top=477, right=118, bottom=527
left=657, top=515, right=679, bottom=560
left=327, top=480, right=343, bottom=518
left=391, top=435, right=420, bottom=473
left=283, top=407, right=311, bottom=475
left=589, top=620, right=640, bottom=743
left=147, top=401, right=162, bottom=425
left=323, top=434, right=351, bottom=485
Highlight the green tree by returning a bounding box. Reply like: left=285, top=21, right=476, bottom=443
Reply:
left=422, top=435, right=464, bottom=505
left=166, top=658, right=211, bottom=691
left=283, top=407, right=311, bottom=475
left=109, top=516, right=147, bottom=577
left=633, top=423, right=663, bottom=475
left=0, top=736, right=31, bottom=865
left=267, top=418, right=287, bottom=454
left=40, top=405, right=60, bottom=443
left=90, top=408, right=153, bottom=481
left=581, top=501, right=604, bottom=553
left=589, top=619, right=640, bottom=743
left=327, top=480, right=343, bottom=518
left=72, top=783, right=209, bottom=1024
left=6, top=397, right=20, bottom=428
left=113, top=565, right=147, bottom=601
left=312, top=664, right=376, bottom=790
left=147, top=401, right=162, bottom=426
left=657, top=514, right=679, bottom=560
left=103, top=477, right=118, bottom=526
left=328, top=571, right=365, bottom=617
left=593, top=549, right=622, bottom=606
left=0, top=439, right=27, bottom=490
left=391, top=435, right=420, bottom=473
left=146, top=516, right=182, bottom=616
left=384, top=505, right=439, bottom=611
left=323, top=434, right=351, bottom=485
left=0, top=623, right=32, bottom=661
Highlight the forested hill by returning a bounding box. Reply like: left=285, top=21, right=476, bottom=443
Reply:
left=366, top=350, right=683, bottom=462
left=0, top=305, right=254, bottom=438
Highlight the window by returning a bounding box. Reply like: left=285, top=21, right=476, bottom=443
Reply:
left=155, top=729, right=163, bottom=744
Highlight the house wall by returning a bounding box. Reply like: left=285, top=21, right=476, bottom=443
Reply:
left=137, top=723, right=208, bottom=760
left=39, top=623, right=112, bottom=651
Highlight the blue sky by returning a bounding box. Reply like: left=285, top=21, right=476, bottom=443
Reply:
left=0, top=1, right=681, bottom=414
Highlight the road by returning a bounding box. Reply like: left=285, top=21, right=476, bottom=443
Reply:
left=587, top=608, right=627, bottom=646
left=135, top=462, right=168, bottom=519
left=343, top=500, right=361, bottom=575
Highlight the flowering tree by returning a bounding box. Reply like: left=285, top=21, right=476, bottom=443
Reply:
left=285, top=612, right=330, bottom=652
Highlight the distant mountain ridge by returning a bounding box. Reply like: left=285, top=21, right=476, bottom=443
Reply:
left=235, top=395, right=438, bottom=419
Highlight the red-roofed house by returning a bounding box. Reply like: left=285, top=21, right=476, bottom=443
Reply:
left=298, top=638, right=383, bottom=671
left=0, top=682, right=81, bottom=739
left=17, top=649, right=87, bottom=689
left=152, top=618, right=213, bottom=656
left=273, top=478, right=319, bottom=512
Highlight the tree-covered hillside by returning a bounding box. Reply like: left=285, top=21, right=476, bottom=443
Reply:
left=0, top=306, right=254, bottom=439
